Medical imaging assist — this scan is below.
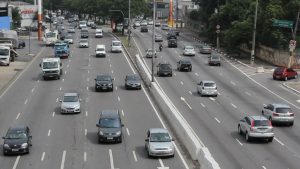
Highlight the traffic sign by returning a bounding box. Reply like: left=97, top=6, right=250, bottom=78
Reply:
left=273, top=19, right=293, bottom=28
left=216, top=25, right=220, bottom=29
left=216, top=30, right=220, bottom=34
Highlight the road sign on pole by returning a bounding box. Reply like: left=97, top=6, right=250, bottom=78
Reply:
left=273, top=19, right=293, bottom=28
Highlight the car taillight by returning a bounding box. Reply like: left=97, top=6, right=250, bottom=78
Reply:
left=250, top=120, right=254, bottom=131
left=290, top=113, right=294, bottom=116
left=273, top=112, right=279, bottom=116
left=268, top=120, right=272, bottom=127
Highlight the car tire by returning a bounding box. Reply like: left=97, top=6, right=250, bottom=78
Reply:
left=261, top=110, right=264, bottom=115
left=238, top=125, right=242, bottom=135
left=170, top=153, right=175, bottom=158
left=118, top=137, right=122, bottom=143
left=273, top=76, right=276, bottom=80
left=98, top=138, right=102, bottom=143
left=268, top=137, right=273, bottom=142
left=284, top=76, right=288, bottom=81
left=245, top=132, right=251, bottom=142
left=290, top=122, right=294, bottom=126
left=189, top=68, right=192, bottom=72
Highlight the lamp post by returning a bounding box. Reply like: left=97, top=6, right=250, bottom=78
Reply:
left=250, top=0, right=258, bottom=66
left=109, top=9, right=125, bottom=35
left=128, top=0, right=131, bottom=46
left=152, top=0, right=156, bottom=83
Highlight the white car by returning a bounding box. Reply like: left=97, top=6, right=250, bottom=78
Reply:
left=147, top=20, right=154, bottom=25
left=60, top=93, right=81, bottom=114
left=140, top=21, right=147, bottom=26
left=197, top=80, right=218, bottom=97
left=67, top=27, right=75, bottom=33
left=111, top=40, right=122, bottom=53
left=79, top=39, right=89, bottom=48
left=183, top=46, right=196, bottom=56
left=134, top=22, right=141, bottom=27
left=64, top=34, right=73, bottom=44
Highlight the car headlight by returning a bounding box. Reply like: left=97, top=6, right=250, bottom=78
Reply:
left=108, top=83, right=112, bottom=87
left=21, top=143, right=28, bottom=148
left=116, top=131, right=121, bottom=135
left=99, top=131, right=104, bottom=135
left=74, top=105, right=80, bottom=110
left=3, top=144, right=9, bottom=148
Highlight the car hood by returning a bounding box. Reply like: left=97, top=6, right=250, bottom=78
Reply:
left=149, top=141, right=173, bottom=149
left=4, top=138, right=27, bottom=145
left=96, top=80, right=112, bottom=85
left=61, top=102, right=79, bottom=108
left=99, top=127, right=121, bottom=134
left=126, top=80, right=140, bottom=84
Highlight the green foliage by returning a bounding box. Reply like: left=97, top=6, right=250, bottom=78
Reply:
left=12, top=7, right=22, bottom=29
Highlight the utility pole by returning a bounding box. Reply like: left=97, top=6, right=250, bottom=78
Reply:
left=176, top=0, right=178, bottom=28
left=37, top=0, right=42, bottom=41
left=250, top=0, right=258, bottom=66
left=288, top=7, right=300, bottom=68
left=128, top=0, right=131, bottom=46
left=152, top=0, right=156, bottom=83
left=216, top=0, right=220, bottom=51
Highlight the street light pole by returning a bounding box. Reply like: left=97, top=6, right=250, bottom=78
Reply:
left=152, top=0, right=156, bottom=83
left=176, top=0, right=178, bottom=28
left=128, top=0, right=131, bottom=46
left=250, top=0, right=258, bottom=66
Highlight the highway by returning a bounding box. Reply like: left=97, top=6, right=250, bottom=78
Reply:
left=131, top=25, right=300, bottom=169
left=0, top=22, right=191, bottom=169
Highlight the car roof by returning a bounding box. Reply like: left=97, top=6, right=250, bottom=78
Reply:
left=149, top=128, right=169, bottom=133
left=180, top=60, right=191, bottom=63
left=101, top=110, right=119, bottom=118
left=202, top=80, right=215, bottom=84
left=185, top=45, right=194, bottom=48
left=43, top=58, right=60, bottom=62
left=8, top=126, right=28, bottom=131
left=249, top=115, right=268, bottom=121
left=112, top=40, right=120, bottom=43
left=270, top=103, right=290, bottom=108
left=64, top=93, right=78, bottom=97
left=96, top=44, right=105, bottom=48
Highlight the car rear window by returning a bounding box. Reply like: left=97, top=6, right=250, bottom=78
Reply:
left=204, top=82, right=215, bottom=87
left=275, top=67, right=284, bottom=73
left=254, top=120, right=269, bottom=126
left=275, top=107, right=291, bottom=113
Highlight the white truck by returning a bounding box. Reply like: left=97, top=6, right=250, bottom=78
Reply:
left=40, top=58, right=63, bottom=80
left=0, top=40, right=18, bottom=63
left=43, top=30, right=59, bottom=46
left=0, top=46, right=10, bottom=66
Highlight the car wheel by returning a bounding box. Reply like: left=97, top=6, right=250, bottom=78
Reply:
left=189, top=68, right=192, bottom=72
left=268, top=137, right=273, bottom=142
left=118, top=137, right=122, bottom=143
left=27, top=148, right=30, bottom=154
left=98, top=138, right=102, bottom=143
left=290, top=121, right=294, bottom=126
left=170, top=153, right=175, bottom=158
left=245, top=132, right=251, bottom=142
left=261, top=110, right=264, bottom=115
left=284, top=76, right=288, bottom=81
left=295, top=75, right=298, bottom=79
left=273, top=76, right=276, bottom=80
left=238, top=125, right=242, bottom=135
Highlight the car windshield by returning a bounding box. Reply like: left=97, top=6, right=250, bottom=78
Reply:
left=150, top=133, right=171, bottom=142
left=211, top=55, right=220, bottom=60
left=276, top=107, right=291, bottom=113
left=100, top=118, right=121, bottom=128
left=6, top=130, right=27, bottom=139
left=79, top=21, right=86, bottom=25
left=254, top=120, right=270, bottom=126
left=185, top=46, right=194, bottom=50
left=156, top=35, right=162, bottom=38
left=181, top=60, right=191, bottom=64
left=43, top=62, right=58, bottom=69
left=160, top=64, right=171, bottom=70
left=96, top=48, right=104, bottom=51
left=0, top=49, right=9, bottom=55
left=127, top=75, right=140, bottom=81
left=63, top=96, right=78, bottom=102
left=66, top=35, right=72, bottom=39
left=46, top=32, right=56, bottom=38
left=80, top=39, right=88, bottom=43
left=204, top=82, right=216, bottom=87
left=203, top=46, right=211, bottom=49
left=97, top=76, right=111, bottom=81
left=112, top=42, right=121, bottom=46
left=275, top=68, right=284, bottom=73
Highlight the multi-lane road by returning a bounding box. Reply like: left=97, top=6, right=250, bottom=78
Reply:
left=0, top=23, right=191, bottom=169
left=131, top=25, right=300, bottom=169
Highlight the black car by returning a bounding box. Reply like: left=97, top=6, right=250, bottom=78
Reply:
left=18, top=40, right=25, bottom=49
left=177, top=60, right=192, bottom=72
left=167, top=31, right=177, bottom=40
left=96, top=110, right=124, bottom=143
left=125, top=74, right=141, bottom=90
left=168, top=38, right=177, bottom=48
left=157, top=63, right=172, bottom=77
left=2, top=126, right=32, bottom=155
left=141, top=26, right=148, bottom=32
left=95, top=74, right=114, bottom=92
left=91, top=23, right=97, bottom=29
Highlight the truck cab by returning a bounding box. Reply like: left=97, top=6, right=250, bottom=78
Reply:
left=0, top=46, right=10, bottom=66
left=54, top=42, right=70, bottom=58
left=43, top=30, right=59, bottom=46
left=40, top=58, right=63, bottom=80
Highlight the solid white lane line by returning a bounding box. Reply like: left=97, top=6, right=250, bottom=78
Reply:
left=189, top=91, right=192, bottom=95
left=41, top=152, right=45, bottom=161
left=48, top=130, right=51, bottom=136
left=85, top=111, right=88, bottom=117
left=201, top=103, right=206, bottom=108
left=52, top=112, right=55, bottom=117
left=60, top=150, right=66, bottom=169
left=235, top=138, right=243, bottom=146
left=109, top=149, right=115, bottom=169
left=31, top=88, right=35, bottom=92
left=195, top=73, right=199, bottom=76
left=132, top=151, right=138, bottom=162
left=85, top=129, right=87, bottom=136
left=12, top=156, right=20, bottom=169
left=231, top=103, right=237, bottom=109
left=24, top=99, right=28, bottom=105
left=16, top=113, right=20, bottom=120
left=214, top=117, right=221, bottom=123
left=126, top=128, right=130, bottom=136
left=274, top=137, right=285, bottom=146
left=84, top=152, right=87, bottom=162
left=118, top=96, right=120, bottom=102
left=209, top=97, right=215, bottom=101
left=180, top=81, right=183, bottom=85
left=121, top=110, right=124, bottom=117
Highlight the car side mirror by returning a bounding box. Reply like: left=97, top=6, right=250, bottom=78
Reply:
left=39, top=63, right=41, bottom=67
left=2, top=136, right=5, bottom=139
left=172, top=138, right=175, bottom=141
left=121, top=124, right=124, bottom=127
left=60, top=63, right=62, bottom=66
left=145, top=138, right=149, bottom=141
left=59, top=100, right=62, bottom=102
left=96, top=124, right=100, bottom=127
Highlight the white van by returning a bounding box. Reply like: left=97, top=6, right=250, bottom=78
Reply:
left=95, top=28, right=103, bottom=38
left=95, top=44, right=106, bottom=57
left=40, top=58, right=63, bottom=80
left=0, top=46, right=10, bottom=66
left=111, top=40, right=122, bottom=53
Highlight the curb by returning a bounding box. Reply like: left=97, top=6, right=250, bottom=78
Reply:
left=282, top=82, right=300, bottom=94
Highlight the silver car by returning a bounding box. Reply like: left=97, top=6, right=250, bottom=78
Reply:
left=145, top=49, right=157, bottom=58
left=238, top=116, right=274, bottom=142
left=79, top=39, right=89, bottom=48
left=197, top=80, right=218, bottom=97
left=145, top=128, right=175, bottom=157
left=183, top=45, right=196, bottom=56
left=262, top=103, right=294, bottom=126
left=60, top=93, right=81, bottom=114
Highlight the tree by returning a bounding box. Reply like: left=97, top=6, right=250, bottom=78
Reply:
left=12, top=7, right=22, bottom=29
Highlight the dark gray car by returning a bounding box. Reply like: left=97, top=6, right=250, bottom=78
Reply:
left=157, top=63, right=172, bottom=77
left=2, top=126, right=32, bottom=155
left=95, top=74, right=114, bottom=92
left=96, top=110, right=123, bottom=143
left=125, top=74, right=141, bottom=90
left=208, top=53, right=221, bottom=66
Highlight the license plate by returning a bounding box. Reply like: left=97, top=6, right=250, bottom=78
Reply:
left=107, top=137, right=113, bottom=140
left=102, top=87, right=107, bottom=89
left=12, top=149, right=18, bottom=152
left=276, top=76, right=280, bottom=78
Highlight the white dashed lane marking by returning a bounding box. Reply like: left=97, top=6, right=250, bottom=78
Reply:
left=41, top=152, right=45, bottom=161
left=214, top=117, right=220, bottom=123
left=16, top=113, right=20, bottom=119
left=48, top=130, right=51, bottom=136
left=235, top=138, right=243, bottom=146
left=231, top=103, right=237, bottom=109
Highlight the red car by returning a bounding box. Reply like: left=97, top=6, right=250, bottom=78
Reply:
left=273, top=67, right=298, bottom=81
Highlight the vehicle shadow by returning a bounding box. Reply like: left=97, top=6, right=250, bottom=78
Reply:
left=230, top=131, right=271, bottom=144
